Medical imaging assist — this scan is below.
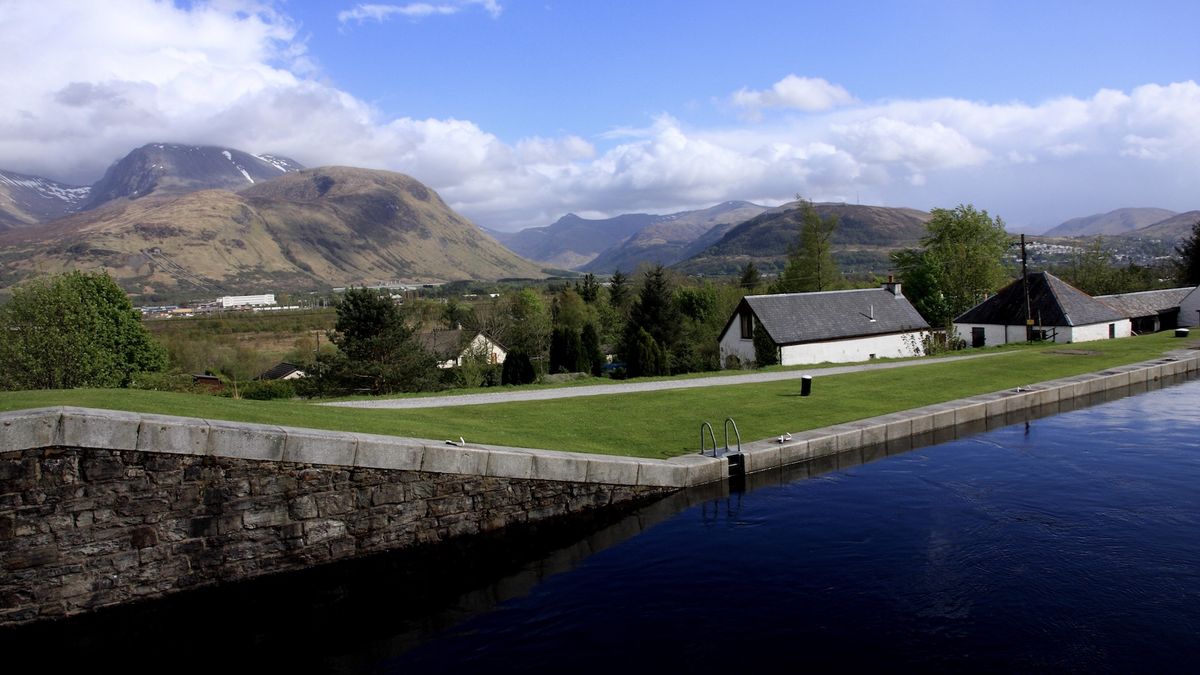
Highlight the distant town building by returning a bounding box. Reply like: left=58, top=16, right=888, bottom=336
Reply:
left=217, top=294, right=276, bottom=309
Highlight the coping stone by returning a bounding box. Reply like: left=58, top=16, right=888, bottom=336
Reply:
left=807, top=433, right=838, bottom=459
left=353, top=433, right=425, bottom=471
left=485, top=449, right=534, bottom=480
left=665, top=454, right=724, bottom=487
left=530, top=452, right=590, bottom=483
left=0, top=408, right=62, bottom=453
left=742, top=445, right=781, bottom=474
left=585, top=456, right=641, bottom=485
left=832, top=425, right=863, bottom=453
left=421, top=444, right=489, bottom=475
left=59, top=407, right=141, bottom=451
left=928, top=404, right=958, bottom=430
left=955, top=401, right=987, bottom=424
left=206, top=419, right=286, bottom=462
left=1005, top=391, right=1036, bottom=414
left=905, top=411, right=934, bottom=435
left=282, top=426, right=358, bottom=466
left=136, top=414, right=210, bottom=456
left=884, top=415, right=913, bottom=442
left=1127, top=366, right=1149, bottom=384
left=778, top=437, right=813, bottom=466
left=858, top=422, right=887, bottom=447
left=636, top=460, right=688, bottom=487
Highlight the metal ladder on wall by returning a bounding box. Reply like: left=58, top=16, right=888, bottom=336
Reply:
left=699, top=418, right=742, bottom=458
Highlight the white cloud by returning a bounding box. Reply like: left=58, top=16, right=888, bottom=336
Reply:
left=338, top=0, right=502, bottom=24
left=0, top=1, right=1198, bottom=234
left=732, top=75, right=856, bottom=119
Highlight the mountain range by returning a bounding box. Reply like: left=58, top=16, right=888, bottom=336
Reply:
left=3, top=142, right=1194, bottom=300
left=0, top=144, right=541, bottom=298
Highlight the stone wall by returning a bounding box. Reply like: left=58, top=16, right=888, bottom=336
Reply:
left=0, top=446, right=669, bottom=625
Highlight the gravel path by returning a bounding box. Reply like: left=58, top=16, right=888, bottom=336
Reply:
left=323, top=351, right=1007, bottom=410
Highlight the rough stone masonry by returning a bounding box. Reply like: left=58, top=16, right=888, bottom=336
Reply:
left=0, top=445, right=672, bottom=625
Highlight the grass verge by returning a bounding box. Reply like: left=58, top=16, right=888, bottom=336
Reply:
left=0, top=332, right=1189, bottom=459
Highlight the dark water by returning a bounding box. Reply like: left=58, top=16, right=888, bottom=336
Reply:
left=8, top=376, right=1200, bottom=673
left=385, top=377, right=1200, bottom=674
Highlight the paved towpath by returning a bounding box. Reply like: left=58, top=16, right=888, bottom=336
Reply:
left=324, top=351, right=1010, bottom=410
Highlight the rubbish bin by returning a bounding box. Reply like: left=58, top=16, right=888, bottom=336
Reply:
left=801, top=375, right=812, bottom=397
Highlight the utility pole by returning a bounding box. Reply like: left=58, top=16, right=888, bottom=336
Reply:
left=1022, top=234, right=1033, bottom=341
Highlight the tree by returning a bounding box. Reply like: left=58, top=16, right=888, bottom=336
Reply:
left=501, top=351, right=536, bottom=385
left=580, top=322, right=605, bottom=376
left=0, top=271, right=167, bottom=390
left=738, top=261, right=762, bottom=292
left=1177, top=219, right=1200, bottom=285
left=608, top=270, right=631, bottom=311
left=324, top=287, right=436, bottom=394
left=892, top=204, right=1011, bottom=327
left=1060, top=237, right=1118, bottom=295
left=753, top=321, right=778, bottom=367
left=576, top=273, right=601, bottom=304
left=549, top=326, right=586, bottom=373
left=622, top=265, right=681, bottom=376
left=771, top=200, right=841, bottom=293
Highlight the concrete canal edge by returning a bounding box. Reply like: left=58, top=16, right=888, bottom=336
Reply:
left=0, top=349, right=1196, bottom=624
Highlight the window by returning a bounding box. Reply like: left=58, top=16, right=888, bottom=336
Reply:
left=740, top=312, right=754, bottom=340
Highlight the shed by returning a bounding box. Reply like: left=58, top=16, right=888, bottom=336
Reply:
left=954, top=271, right=1131, bottom=346
left=1095, top=287, right=1192, bottom=334
left=718, top=280, right=929, bottom=367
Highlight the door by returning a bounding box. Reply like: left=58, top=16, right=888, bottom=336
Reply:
left=971, top=327, right=985, bottom=348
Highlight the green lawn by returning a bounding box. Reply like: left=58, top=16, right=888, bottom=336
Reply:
left=0, top=332, right=1188, bottom=459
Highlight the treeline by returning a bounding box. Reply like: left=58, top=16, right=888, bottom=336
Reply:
left=3, top=210, right=1198, bottom=396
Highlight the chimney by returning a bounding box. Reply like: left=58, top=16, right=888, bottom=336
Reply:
left=883, top=274, right=903, bottom=298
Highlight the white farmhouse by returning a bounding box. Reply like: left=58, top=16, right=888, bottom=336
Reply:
left=718, top=280, right=929, bottom=367
left=954, top=271, right=1130, bottom=346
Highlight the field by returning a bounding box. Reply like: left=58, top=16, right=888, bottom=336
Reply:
left=1, top=332, right=1189, bottom=459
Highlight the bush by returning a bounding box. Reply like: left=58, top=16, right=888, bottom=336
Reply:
left=224, top=379, right=297, bottom=400
left=501, top=351, right=537, bottom=385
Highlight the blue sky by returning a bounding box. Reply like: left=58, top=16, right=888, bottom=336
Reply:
left=2, top=0, right=1198, bottom=232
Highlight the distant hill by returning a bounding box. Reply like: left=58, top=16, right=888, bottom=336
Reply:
left=1122, top=210, right=1200, bottom=241
left=0, top=170, right=91, bottom=230
left=1043, top=208, right=1178, bottom=237
left=0, top=166, right=543, bottom=298
left=492, top=212, right=661, bottom=269
left=84, top=143, right=304, bottom=209
left=581, top=201, right=767, bottom=273
left=673, top=202, right=931, bottom=276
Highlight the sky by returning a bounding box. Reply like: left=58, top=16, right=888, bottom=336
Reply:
left=1, top=0, right=1198, bottom=233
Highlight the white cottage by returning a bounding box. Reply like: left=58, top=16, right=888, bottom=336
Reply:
left=954, top=271, right=1131, bottom=346
left=417, top=330, right=507, bottom=369
left=718, top=280, right=929, bottom=367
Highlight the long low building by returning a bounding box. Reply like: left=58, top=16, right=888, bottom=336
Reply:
left=954, top=272, right=1131, bottom=346
left=718, top=280, right=930, bottom=367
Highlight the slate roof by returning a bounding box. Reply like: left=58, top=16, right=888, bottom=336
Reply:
left=737, top=287, right=929, bottom=345
left=955, top=271, right=1126, bottom=327
left=255, top=362, right=304, bottom=381
left=415, top=329, right=470, bottom=358
left=1095, top=287, right=1192, bottom=319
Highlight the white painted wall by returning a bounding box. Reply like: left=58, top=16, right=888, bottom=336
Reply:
left=438, top=333, right=508, bottom=369
left=1181, top=287, right=1200, bottom=327
left=954, top=320, right=1130, bottom=346
left=779, top=332, right=923, bottom=366
left=1067, top=320, right=1131, bottom=343
left=719, top=323, right=923, bottom=367
left=718, top=320, right=757, bottom=366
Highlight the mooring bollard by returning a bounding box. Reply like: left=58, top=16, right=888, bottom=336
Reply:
left=801, top=375, right=812, bottom=397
